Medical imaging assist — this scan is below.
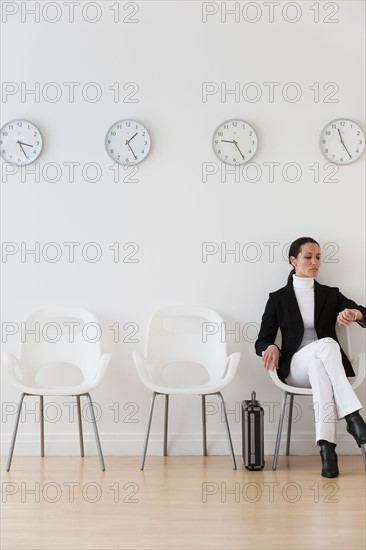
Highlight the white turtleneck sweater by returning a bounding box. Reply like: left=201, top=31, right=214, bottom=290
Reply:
left=292, top=275, right=317, bottom=349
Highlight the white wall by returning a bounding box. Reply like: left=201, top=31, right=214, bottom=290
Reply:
left=1, top=0, right=365, bottom=457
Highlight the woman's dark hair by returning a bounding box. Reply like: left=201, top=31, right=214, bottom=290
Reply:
left=287, top=237, right=319, bottom=283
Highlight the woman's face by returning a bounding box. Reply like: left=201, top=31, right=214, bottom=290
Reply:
left=290, top=242, right=321, bottom=278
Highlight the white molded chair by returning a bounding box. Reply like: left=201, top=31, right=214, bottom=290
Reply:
left=132, top=306, right=241, bottom=470
left=3, top=307, right=112, bottom=471
left=269, top=326, right=366, bottom=469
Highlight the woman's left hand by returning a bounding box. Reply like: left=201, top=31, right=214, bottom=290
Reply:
left=337, top=308, right=358, bottom=326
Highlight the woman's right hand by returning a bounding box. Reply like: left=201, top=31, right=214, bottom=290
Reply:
left=262, top=344, right=280, bottom=371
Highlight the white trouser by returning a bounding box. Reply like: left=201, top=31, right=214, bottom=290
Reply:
left=285, top=337, right=362, bottom=444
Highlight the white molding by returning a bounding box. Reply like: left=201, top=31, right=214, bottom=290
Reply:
left=1, top=432, right=362, bottom=456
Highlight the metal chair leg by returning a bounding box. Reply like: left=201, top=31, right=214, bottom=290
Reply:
left=76, top=395, right=84, bottom=457
left=85, top=393, right=105, bottom=471
left=140, top=392, right=157, bottom=470
left=163, top=394, right=169, bottom=456
left=6, top=393, right=26, bottom=472
left=360, top=444, right=366, bottom=469
left=218, top=392, right=237, bottom=470
left=286, top=394, right=294, bottom=456
left=202, top=395, right=207, bottom=456
left=40, top=395, right=45, bottom=457
left=272, top=392, right=289, bottom=470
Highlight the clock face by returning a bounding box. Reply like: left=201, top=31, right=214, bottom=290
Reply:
left=213, top=119, right=258, bottom=165
left=105, top=119, right=151, bottom=165
left=0, top=120, right=43, bottom=165
left=320, top=119, right=365, bottom=165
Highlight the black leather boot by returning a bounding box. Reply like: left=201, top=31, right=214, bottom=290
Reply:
left=318, top=440, right=339, bottom=478
left=345, top=411, right=366, bottom=447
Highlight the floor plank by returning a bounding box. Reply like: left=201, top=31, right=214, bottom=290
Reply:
left=1, top=455, right=365, bottom=550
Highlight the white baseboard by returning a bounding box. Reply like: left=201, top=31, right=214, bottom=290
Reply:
left=1, top=431, right=363, bottom=456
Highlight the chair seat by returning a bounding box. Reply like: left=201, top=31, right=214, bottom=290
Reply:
left=142, top=360, right=236, bottom=395
left=268, top=369, right=313, bottom=395
left=143, top=381, right=229, bottom=396
left=11, top=382, right=95, bottom=397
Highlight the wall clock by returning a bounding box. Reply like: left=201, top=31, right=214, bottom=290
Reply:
left=320, top=119, right=365, bottom=165
left=212, top=119, right=258, bottom=165
left=0, top=120, right=43, bottom=165
left=105, top=119, right=151, bottom=165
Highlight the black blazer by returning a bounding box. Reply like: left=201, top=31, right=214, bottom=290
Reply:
left=255, top=280, right=366, bottom=381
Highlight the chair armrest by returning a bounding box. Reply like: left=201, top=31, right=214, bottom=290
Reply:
left=268, top=368, right=289, bottom=391
left=350, top=352, right=365, bottom=391
left=268, top=367, right=313, bottom=395
left=132, top=352, right=151, bottom=386
left=222, top=352, right=240, bottom=384
left=93, top=353, right=112, bottom=384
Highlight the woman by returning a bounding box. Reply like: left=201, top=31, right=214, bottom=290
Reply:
left=255, top=237, right=366, bottom=477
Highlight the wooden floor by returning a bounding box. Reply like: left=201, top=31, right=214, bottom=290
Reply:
left=1, top=455, right=365, bottom=550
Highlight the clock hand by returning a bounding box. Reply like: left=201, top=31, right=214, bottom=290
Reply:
left=342, top=142, right=352, bottom=159
left=220, top=140, right=235, bottom=143
left=16, top=140, right=28, bottom=159
left=126, top=140, right=137, bottom=160
left=18, top=141, right=33, bottom=147
left=127, top=132, right=138, bottom=143
left=337, top=129, right=352, bottom=159
left=233, top=140, right=245, bottom=159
